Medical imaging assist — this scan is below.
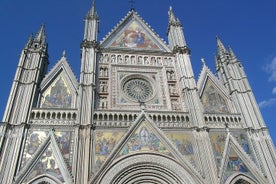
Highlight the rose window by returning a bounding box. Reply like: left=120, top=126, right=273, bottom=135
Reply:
left=123, top=78, right=153, bottom=102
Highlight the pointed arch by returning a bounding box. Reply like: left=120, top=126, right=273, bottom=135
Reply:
left=27, top=174, right=62, bottom=184
left=225, top=173, right=258, bottom=184
left=96, top=153, right=203, bottom=184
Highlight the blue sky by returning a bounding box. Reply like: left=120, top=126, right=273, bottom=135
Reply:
left=0, top=0, right=276, bottom=142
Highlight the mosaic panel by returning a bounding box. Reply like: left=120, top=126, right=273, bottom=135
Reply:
left=201, top=80, right=229, bottom=113
left=41, top=76, right=72, bottom=108
left=111, top=21, right=160, bottom=50
left=166, top=131, right=196, bottom=166
left=209, top=131, right=227, bottom=167
left=223, top=147, right=250, bottom=182
left=21, top=130, right=48, bottom=169
left=118, top=122, right=170, bottom=157
left=23, top=147, right=65, bottom=183
left=95, top=130, right=125, bottom=171
left=55, top=131, right=74, bottom=172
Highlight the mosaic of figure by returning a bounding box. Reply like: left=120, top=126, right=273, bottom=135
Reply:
left=209, top=132, right=227, bottom=166
left=201, top=80, right=229, bottom=113
left=166, top=132, right=196, bottom=166
left=55, top=131, right=74, bottom=171
left=95, top=131, right=125, bottom=171
left=41, top=76, right=72, bottom=108
left=24, top=147, right=65, bottom=183
left=232, top=133, right=250, bottom=154
left=223, top=148, right=249, bottom=182
left=119, top=123, right=169, bottom=157
left=111, top=21, right=159, bottom=50
left=21, top=131, right=48, bottom=167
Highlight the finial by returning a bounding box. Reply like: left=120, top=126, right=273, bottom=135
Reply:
left=216, top=36, right=227, bottom=55
left=34, top=23, right=46, bottom=43
left=138, top=100, right=146, bottom=111
left=201, top=58, right=206, bottom=66
left=129, top=0, right=135, bottom=10
left=62, top=50, right=66, bottom=58
left=26, top=33, right=33, bottom=47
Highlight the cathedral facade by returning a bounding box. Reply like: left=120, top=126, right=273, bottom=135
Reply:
left=0, top=3, right=276, bottom=184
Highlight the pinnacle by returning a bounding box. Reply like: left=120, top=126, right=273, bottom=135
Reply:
left=87, top=0, right=98, bottom=19
left=216, top=36, right=227, bottom=55
left=34, top=24, right=46, bottom=43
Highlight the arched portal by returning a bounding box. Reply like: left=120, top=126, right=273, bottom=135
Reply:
left=226, top=173, right=258, bottom=184
left=27, top=174, right=62, bottom=184
left=97, top=153, right=202, bottom=184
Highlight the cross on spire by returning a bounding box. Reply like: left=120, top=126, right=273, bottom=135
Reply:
left=129, top=0, right=135, bottom=10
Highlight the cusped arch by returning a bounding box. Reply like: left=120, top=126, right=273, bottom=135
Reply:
left=97, top=153, right=202, bottom=184
left=225, top=173, right=258, bottom=184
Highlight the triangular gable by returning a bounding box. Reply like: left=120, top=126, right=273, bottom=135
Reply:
left=197, top=65, right=232, bottom=113
left=219, top=133, right=266, bottom=183
left=15, top=131, right=73, bottom=184
left=91, top=111, right=203, bottom=183
left=197, top=63, right=229, bottom=98
left=101, top=10, right=170, bottom=52
left=39, top=53, right=78, bottom=109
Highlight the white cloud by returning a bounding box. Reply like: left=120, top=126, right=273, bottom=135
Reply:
left=273, top=87, right=276, bottom=94
left=259, top=98, right=276, bottom=108
left=264, top=57, right=276, bottom=82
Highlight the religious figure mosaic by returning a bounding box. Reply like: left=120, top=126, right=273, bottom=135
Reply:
left=21, top=130, right=48, bottom=168
left=223, top=147, right=250, bottom=182
left=111, top=21, right=160, bottom=50
left=166, top=131, right=196, bottom=166
left=95, top=130, right=125, bottom=171
left=209, top=131, right=227, bottom=167
left=41, top=76, right=72, bottom=108
left=201, top=80, right=229, bottom=113
left=23, top=147, right=65, bottom=183
left=55, top=131, right=74, bottom=172
left=118, top=122, right=170, bottom=158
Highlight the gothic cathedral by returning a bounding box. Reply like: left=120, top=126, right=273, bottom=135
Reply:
left=0, top=2, right=276, bottom=184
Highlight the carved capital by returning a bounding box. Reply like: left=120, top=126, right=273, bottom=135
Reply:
left=173, top=45, right=191, bottom=54
left=81, top=40, right=100, bottom=51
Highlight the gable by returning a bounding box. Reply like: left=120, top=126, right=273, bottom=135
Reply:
left=39, top=54, right=78, bottom=109
left=212, top=133, right=267, bottom=184
left=16, top=131, right=73, bottom=184
left=91, top=112, right=203, bottom=183
left=201, top=78, right=230, bottom=113
left=101, top=11, right=170, bottom=52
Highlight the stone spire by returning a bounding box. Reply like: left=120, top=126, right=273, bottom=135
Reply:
left=34, top=24, right=46, bottom=44
left=83, top=0, right=99, bottom=41
left=216, top=36, right=227, bottom=56
left=167, top=6, right=187, bottom=49
left=86, top=0, right=98, bottom=20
